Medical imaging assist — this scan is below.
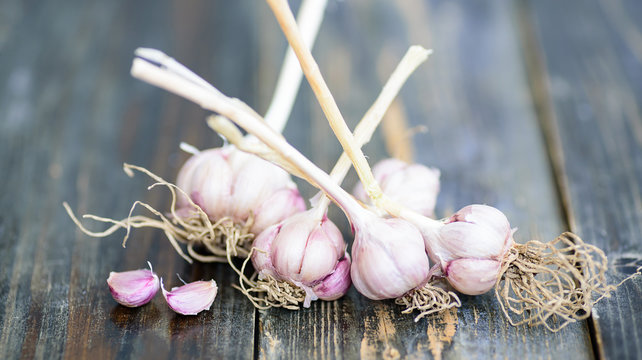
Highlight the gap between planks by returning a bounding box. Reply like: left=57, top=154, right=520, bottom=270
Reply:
left=512, top=0, right=601, bottom=359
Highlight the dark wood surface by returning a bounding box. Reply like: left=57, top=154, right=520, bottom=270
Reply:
left=524, top=0, right=642, bottom=358
left=0, top=0, right=640, bottom=359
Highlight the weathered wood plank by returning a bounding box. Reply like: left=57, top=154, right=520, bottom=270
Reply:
left=524, top=0, right=642, bottom=358
left=7, top=0, right=637, bottom=358
left=255, top=0, right=592, bottom=359
left=0, top=0, right=256, bottom=358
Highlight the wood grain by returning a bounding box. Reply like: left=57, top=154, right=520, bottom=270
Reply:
left=254, top=0, right=592, bottom=359
left=0, top=0, right=257, bottom=358
left=1, top=0, right=640, bottom=358
left=524, top=0, right=642, bottom=358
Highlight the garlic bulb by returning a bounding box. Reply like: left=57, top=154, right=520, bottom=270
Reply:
left=350, top=212, right=430, bottom=300
left=251, top=209, right=351, bottom=307
left=423, top=204, right=514, bottom=295
left=176, top=146, right=305, bottom=234
left=107, top=263, right=160, bottom=307
left=353, top=158, right=440, bottom=217
left=131, top=48, right=433, bottom=305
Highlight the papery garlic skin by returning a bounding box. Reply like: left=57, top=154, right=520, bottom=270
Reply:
left=251, top=209, right=351, bottom=306
left=445, top=258, right=501, bottom=295
left=353, top=158, right=440, bottom=217
left=251, top=224, right=280, bottom=279
left=176, top=146, right=305, bottom=234
left=226, top=149, right=296, bottom=224
left=176, top=148, right=233, bottom=221
left=251, top=188, right=306, bottom=235
left=107, top=265, right=160, bottom=307
left=350, top=213, right=430, bottom=300
left=312, top=254, right=351, bottom=301
left=424, top=204, right=514, bottom=295
left=161, top=279, right=218, bottom=315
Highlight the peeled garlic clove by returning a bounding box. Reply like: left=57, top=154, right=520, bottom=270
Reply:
left=107, top=263, right=160, bottom=307
left=161, top=279, right=218, bottom=315
left=351, top=214, right=429, bottom=300
left=353, top=158, right=441, bottom=217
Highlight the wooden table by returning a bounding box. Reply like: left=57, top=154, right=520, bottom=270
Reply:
left=1, top=0, right=641, bottom=358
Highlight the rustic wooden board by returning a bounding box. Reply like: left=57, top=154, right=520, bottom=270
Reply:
left=3, top=0, right=640, bottom=358
left=0, top=0, right=257, bottom=358
left=525, top=0, right=642, bottom=358
left=255, top=0, right=593, bottom=359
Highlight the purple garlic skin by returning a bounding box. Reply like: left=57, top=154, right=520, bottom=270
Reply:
left=425, top=204, right=514, bottom=295
left=350, top=213, right=430, bottom=300
left=353, top=158, right=440, bottom=217
left=107, top=266, right=160, bottom=307
left=161, top=279, right=218, bottom=315
left=176, top=146, right=306, bottom=234
left=312, top=254, right=352, bottom=301
left=251, top=209, right=351, bottom=307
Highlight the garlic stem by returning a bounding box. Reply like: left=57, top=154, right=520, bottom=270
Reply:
left=207, top=115, right=317, bottom=187
left=140, top=0, right=326, bottom=137
left=265, top=0, right=441, bottom=228
left=179, top=142, right=201, bottom=155
left=131, top=54, right=367, bottom=223
left=314, top=46, right=432, bottom=214
left=263, top=0, right=328, bottom=134
left=265, top=0, right=383, bottom=203
left=134, top=48, right=215, bottom=92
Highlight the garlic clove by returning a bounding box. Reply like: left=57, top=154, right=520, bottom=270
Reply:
left=229, top=150, right=294, bottom=222
left=429, top=221, right=507, bottom=265
left=368, top=157, right=408, bottom=180
left=298, top=223, right=341, bottom=283
left=425, top=204, right=514, bottom=267
left=320, top=214, right=346, bottom=256
left=251, top=187, right=306, bottom=235
left=352, top=159, right=405, bottom=203
left=270, top=211, right=318, bottom=279
left=445, top=258, right=501, bottom=295
left=449, top=204, right=512, bottom=246
left=107, top=263, right=160, bottom=307
left=251, top=223, right=281, bottom=279
left=161, top=279, right=218, bottom=315
left=312, top=253, right=352, bottom=301
left=382, top=163, right=440, bottom=217
left=176, top=148, right=233, bottom=220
